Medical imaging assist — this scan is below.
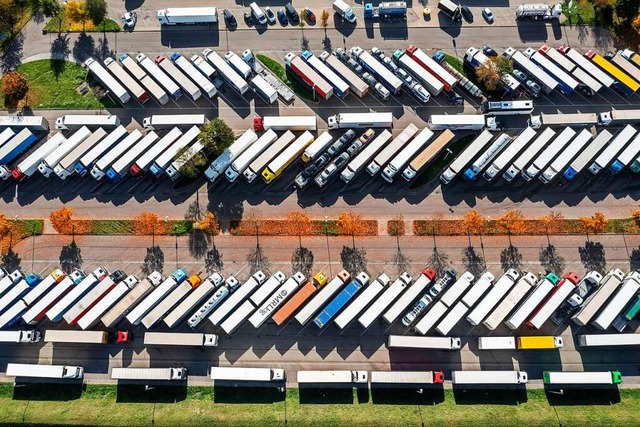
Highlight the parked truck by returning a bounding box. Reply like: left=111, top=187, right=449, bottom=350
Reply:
left=84, top=58, right=131, bottom=104
left=119, top=53, right=169, bottom=105
left=387, top=335, right=461, bottom=350
left=334, top=274, right=389, bottom=330
left=327, top=113, right=393, bottom=130
left=144, top=332, right=218, bottom=347
left=314, top=273, right=369, bottom=328
left=503, top=47, right=558, bottom=94
left=463, top=133, right=511, bottom=181
left=370, top=370, right=444, bottom=386
left=539, top=129, right=593, bottom=183
left=526, top=273, right=580, bottom=329
left=301, top=131, right=333, bottom=164
left=284, top=52, right=333, bottom=100
left=171, top=53, right=217, bottom=98
left=141, top=274, right=203, bottom=328
left=528, top=113, right=599, bottom=129
left=262, top=131, right=315, bottom=183
left=53, top=128, right=107, bottom=179
left=350, top=46, right=403, bottom=95
left=77, top=275, right=140, bottom=330
left=253, top=116, right=317, bottom=132
left=516, top=3, right=562, bottom=20
left=578, top=333, right=640, bottom=347
left=571, top=269, right=625, bottom=326
left=205, top=129, right=257, bottom=182
left=523, top=47, right=579, bottom=94
left=0, top=330, right=41, bottom=343
left=142, top=114, right=208, bottom=132
left=295, top=271, right=351, bottom=325
left=188, top=276, right=239, bottom=328
left=333, top=0, right=357, bottom=22
left=452, top=371, right=528, bottom=385
left=90, top=130, right=142, bottom=180
left=157, top=7, right=217, bottom=25
left=359, top=273, right=411, bottom=328
left=63, top=270, right=125, bottom=325
left=250, top=75, right=278, bottom=104
left=166, top=140, right=205, bottom=181
left=43, top=330, right=127, bottom=344
left=21, top=269, right=64, bottom=307
left=272, top=272, right=328, bottom=326
left=612, top=294, right=640, bottom=332
left=320, top=51, right=369, bottom=97
left=0, top=274, right=40, bottom=313
left=38, top=127, right=91, bottom=177
left=440, top=130, right=494, bottom=184
left=592, top=272, right=640, bottom=330
left=551, top=271, right=603, bottom=325
left=4, top=133, right=66, bottom=180
left=383, top=268, right=436, bottom=324
left=503, top=128, right=556, bottom=181
left=249, top=272, right=306, bottom=328
left=609, top=131, right=640, bottom=174
left=585, top=50, right=639, bottom=96
left=130, top=128, right=182, bottom=177
left=163, top=273, right=224, bottom=328
left=297, top=370, right=368, bottom=385
left=149, top=126, right=200, bottom=176
left=203, top=49, right=249, bottom=95
left=101, top=271, right=163, bottom=328
left=126, top=269, right=188, bottom=325
left=211, top=367, right=285, bottom=385
left=559, top=45, right=615, bottom=88
left=589, top=125, right=637, bottom=174
left=137, top=53, right=182, bottom=100
left=302, top=51, right=350, bottom=98
left=406, top=45, right=456, bottom=92
left=6, top=363, right=84, bottom=380
left=484, top=127, right=537, bottom=181
left=208, top=271, right=267, bottom=326
left=224, top=51, right=251, bottom=79
left=244, top=131, right=295, bottom=183
left=155, top=55, right=201, bottom=100
left=0, top=115, right=49, bottom=131
left=544, top=371, right=622, bottom=385
left=522, top=127, right=577, bottom=181
left=55, top=115, right=120, bottom=131
left=364, top=1, right=407, bottom=19
left=467, top=269, right=520, bottom=326
left=74, top=126, right=127, bottom=176
left=482, top=273, right=538, bottom=330
left=382, top=128, right=433, bottom=182
left=505, top=273, right=559, bottom=329
left=403, top=129, right=455, bottom=181
left=104, top=57, right=149, bottom=104
left=367, top=124, right=418, bottom=176
left=112, top=367, right=187, bottom=381
left=224, top=130, right=278, bottom=182
left=21, top=271, right=85, bottom=325
left=341, top=130, right=392, bottom=183
left=45, top=268, right=107, bottom=322
left=0, top=129, right=38, bottom=172
left=437, top=0, right=461, bottom=21
left=106, top=132, right=159, bottom=182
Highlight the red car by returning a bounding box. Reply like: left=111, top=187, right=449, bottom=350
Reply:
left=304, top=8, right=316, bottom=23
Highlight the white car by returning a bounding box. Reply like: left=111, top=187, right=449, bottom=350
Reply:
left=411, top=84, right=430, bottom=103
left=264, top=7, right=277, bottom=25
left=122, top=11, right=137, bottom=28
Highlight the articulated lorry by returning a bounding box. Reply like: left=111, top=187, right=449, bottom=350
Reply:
left=350, top=46, right=403, bottom=95
left=0, top=274, right=41, bottom=314
left=482, top=273, right=538, bottom=330
left=327, top=113, right=393, bottom=130
left=155, top=55, right=201, bottom=101
left=341, top=130, right=392, bottom=183
left=452, top=371, right=528, bottom=385
left=503, top=128, right=556, bottom=181
left=539, top=129, right=593, bottom=183
left=314, top=273, right=369, bottom=328
left=0, top=330, right=41, bottom=343
left=157, top=7, right=217, bottom=25
left=137, top=53, right=182, bottom=100
left=370, top=370, right=444, bottom=386
left=63, top=270, right=125, bottom=325
left=141, top=274, right=204, bottom=328
left=506, top=273, right=560, bottom=329
left=119, top=53, right=169, bottom=105
left=142, top=114, right=208, bottom=132
left=253, top=116, right=317, bottom=132
left=522, top=127, right=577, bottom=181
left=45, top=267, right=107, bottom=322
left=284, top=52, right=333, bottom=100
left=106, top=132, right=159, bottom=182
left=526, top=273, right=580, bottom=329
left=382, top=128, right=433, bottom=182
left=53, top=128, right=107, bottom=180
left=297, top=370, right=368, bottom=385
left=74, top=126, right=127, bottom=176
left=503, top=47, right=558, bottom=94
left=90, top=130, right=143, bottom=180
left=205, top=129, right=257, bottom=182
left=272, top=272, right=328, bottom=326
left=149, top=126, right=200, bottom=176
left=359, top=273, right=411, bottom=328
left=249, top=272, right=306, bottom=328
left=477, top=336, right=563, bottom=350
left=188, top=276, right=239, bottom=328
left=163, top=273, right=224, bottom=328
left=295, top=271, right=351, bottom=325
left=22, top=271, right=85, bottom=325
left=203, top=49, right=249, bottom=95
left=0, top=115, right=49, bottom=131
left=483, top=127, right=537, bottom=181
left=224, top=130, right=278, bottom=182
left=588, top=125, right=637, bottom=175
left=578, top=333, right=640, bottom=347
left=571, top=269, right=625, bottom=326
left=84, top=58, right=130, bottom=104
left=262, top=131, right=314, bottom=184
left=55, top=115, right=121, bottom=131
left=244, top=131, right=295, bottom=183
left=440, top=130, right=494, bottom=184
left=6, top=363, right=84, bottom=380
left=104, top=57, right=149, bottom=104
left=544, top=371, right=622, bottom=385
left=77, top=275, right=140, bottom=330
left=403, top=129, right=455, bottom=181
left=126, top=269, right=188, bottom=325
left=592, top=272, right=640, bottom=330
left=38, top=126, right=92, bottom=177
left=393, top=49, right=443, bottom=96
left=466, top=269, right=520, bottom=326
left=319, top=51, right=369, bottom=97
left=335, top=274, right=389, bottom=330
left=44, top=330, right=127, bottom=344
left=171, top=53, right=217, bottom=98
left=387, top=335, right=461, bottom=350
left=111, top=367, right=187, bottom=381
left=302, top=51, right=350, bottom=98
left=367, top=124, right=419, bottom=176
left=209, top=272, right=267, bottom=326
left=406, top=45, right=456, bottom=91
left=144, top=332, right=218, bottom=347
left=463, top=133, right=511, bottom=181
left=211, top=367, right=285, bottom=386
left=383, top=268, right=436, bottom=324
left=130, top=128, right=182, bottom=177
left=166, top=141, right=205, bottom=181
left=4, top=133, right=66, bottom=180
left=101, top=271, right=163, bottom=328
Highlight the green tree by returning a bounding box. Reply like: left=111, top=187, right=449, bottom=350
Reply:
left=475, top=60, right=501, bottom=91
left=40, top=0, right=61, bottom=17
left=85, top=0, right=106, bottom=25
left=494, top=57, right=513, bottom=75
left=176, top=146, right=208, bottom=179
left=198, top=118, right=234, bottom=157
left=0, top=0, right=23, bottom=35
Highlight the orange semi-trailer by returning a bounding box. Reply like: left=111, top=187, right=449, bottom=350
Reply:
left=272, top=272, right=328, bottom=326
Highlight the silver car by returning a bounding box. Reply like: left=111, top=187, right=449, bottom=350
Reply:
left=374, top=83, right=390, bottom=101
left=383, top=57, right=398, bottom=73
left=371, top=47, right=384, bottom=61
left=411, top=83, right=430, bottom=103
left=315, top=153, right=349, bottom=187
left=395, top=68, right=413, bottom=86
left=347, top=58, right=363, bottom=74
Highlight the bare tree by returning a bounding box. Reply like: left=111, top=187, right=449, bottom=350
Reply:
left=142, top=246, right=164, bottom=275
left=247, top=246, right=270, bottom=275
left=462, top=245, right=485, bottom=278
left=539, top=244, right=565, bottom=276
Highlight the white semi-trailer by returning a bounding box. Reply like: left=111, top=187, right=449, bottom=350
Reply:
left=211, top=367, right=285, bottom=385
left=106, top=132, right=159, bottom=182
left=367, top=124, right=419, bottom=176
left=452, top=371, right=528, bottom=385
left=45, top=268, right=108, bottom=322
left=155, top=55, right=201, bottom=101
left=572, top=268, right=625, bottom=326
left=506, top=273, right=559, bottom=329
left=204, top=49, right=249, bottom=95
left=137, top=53, right=182, bottom=100
left=171, top=53, right=217, bottom=98
left=335, top=274, right=390, bottom=330
left=294, top=271, right=351, bottom=325
left=104, top=57, right=149, bottom=104
left=297, top=370, right=368, bottom=385
left=327, top=113, right=393, bottom=130
left=205, top=129, right=258, bottom=182
left=563, top=130, right=613, bottom=180
left=248, top=272, right=306, bottom=328
left=252, top=116, right=317, bottom=132
left=592, top=272, right=640, bottom=330
left=440, top=130, right=494, bottom=184
left=224, top=51, right=252, bottom=80
left=483, top=127, right=536, bottom=181
left=435, top=272, right=494, bottom=335
left=166, top=141, right=205, bottom=181
left=429, top=115, right=497, bottom=131
left=53, top=128, right=107, bottom=179
left=141, top=273, right=205, bottom=329
left=64, top=271, right=125, bottom=325
left=157, top=7, right=217, bottom=25
left=244, top=131, right=295, bottom=183
left=0, top=330, right=41, bottom=343
left=119, top=53, right=169, bottom=105
left=142, top=114, right=208, bottom=132
left=163, top=273, right=224, bottom=328
left=539, top=129, right=593, bottom=183
left=5, top=133, right=66, bottom=180
left=77, top=275, right=139, bottom=330
left=466, top=269, right=519, bottom=326
left=482, top=272, right=538, bottom=330
left=341, top=130, right=393, bottom=183
left=578, top=333, right=640, bottom=347
left=382, top=128, right=434, bottom=182
left=208, top=272, right=267, bottom=326
left=126, top=269, right=188, bottom=325
left=130, top=128, right=182, bottom=177
left=84, top=58, right=131, bottom=104
left=149, top=126, right=200, bottom=176
left=101, top=271, right=163, bottom=328
left=383, top=268, right=436, bottom=324
left=387, top=335, right=462, bottom=350
left=358, top=273, right=411, bottom=328
left=319, top=51, right=369, bottom=97
left=38, top=127, right=92, bottom=177
left=6, top=363, right=84, bottom=380
left=503, top=127, right=556, bottom=181
left=74, top=126, right=127, bottom=176
left=588, top=125, right=637, bottom=175
left=187, top=276, right=240, bottom=328
left=111, top=367, right=187, bottom=381
left=90, top=130, right=143, bottom=180
left=370, top=371, right=445, bottom=386
left=522, top=127, right=577, bottom=180
left=144, top=332, right=218, bottom=347
left=224, top=130, right=278, bottom=182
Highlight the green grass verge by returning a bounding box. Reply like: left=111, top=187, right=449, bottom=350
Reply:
left=0, top=60, right=117, bottom=109
left=44, top=12, right=120, bottom=33
left=0, top=385, right=637, bottom=426
left=443, top=53, right=464, bottom=75
left=410, top=133, right=476, bottom=188
left=16, top=219, right=44, bottom=236
left=561, top=0, right=596, bottom=25
left=256, top=54, right=317, bottom=102
left=85, top=220, right=193, bottom=235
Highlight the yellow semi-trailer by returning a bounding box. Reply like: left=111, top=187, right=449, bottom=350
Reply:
left=516, top=336, right=563, bottom=350
left=262, top=131, right=314, bottom=183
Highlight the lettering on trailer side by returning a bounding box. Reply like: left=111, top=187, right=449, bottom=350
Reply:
left=260, top=290, right=288, bottom=315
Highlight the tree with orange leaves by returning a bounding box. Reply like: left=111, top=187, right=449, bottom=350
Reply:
left=198, top=212, right=219, bottom=236
left=338, top=211, right=367, bottom=248
left=498, top=210, right=526, bottom=235
left=50, top=206, right=75, bottom=234
left=133, top=212, right=167, bottom=236
left=632, top=208, right=640, bottom=228
left=462, top=210, right=486, bottom=235
left=286, top=210, right=313, bottom=247
left=0, top=214, right=11, bottom=238
left=580, top=212, right=608, bottom=234
left=540, top=211, right=564, bottom=235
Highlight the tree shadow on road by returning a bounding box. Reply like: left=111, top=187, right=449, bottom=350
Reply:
left=501, top=244, right=522, bottom=271
left=50, top=34, right=70, bottom=66
left=341, top=246, right=368, bottom=276
left=429, top=247, right=450, bottom=277
left=205, top=247, right=223, bottom=274
left=292, top=247, right=314, bottom=278
left=539, top=244, right=565, bottom=276
left=247, top=245, right=269, bottom=275
left=0, top=33, right=24, bottom=74
left=462, top=245, right=485, bottom=278
left=390, top=247, right=411, bottom=277
left=72, top=33, right=95, bottom=63
left=142, top=245, right=164, bottom=275
left=59, top=241, right=83, bottom=272
left=188, top=229, right=209, bottom=260
left=1, top=248, right=21, bottom=272
left=578, top=241, right=606, bottom=274
left=630, top=247, right=640, bottom=270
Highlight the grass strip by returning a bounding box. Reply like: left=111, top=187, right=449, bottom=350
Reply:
left=256, top=54, right=317, bottom=102
left=44, top=12, right=120, bottom=33
left=410, top=133, right=475, bottom=188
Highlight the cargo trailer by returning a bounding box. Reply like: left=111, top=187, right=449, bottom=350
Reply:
left=403, top=129, right=455, bottom=181
left=463, top=133, right=511, bottom=180
left=505, top=273, right=559, bottom=329
left=84, top=58, right=130, bottom=104
left=483, top=127, right=536, bottom=181
left=53, top=128, right=107, bottom=179
left=358, top=273, right=411, bottom=328
left=0, top=274, right=40, bottom=313
left=558, top=45, right=614, bottom=88
left=383, top=268, right=436, bottom=324
left=609, top=131, right=640, bottom=174
left=250, top=75, right=278, bottom=104
left=0, top=115, right=49, bottom=131
left=38, top=126, right=91, bottom=177
left=327, top=113, right=393, bottom=130
left=188, top=276, right=239, bottom=328
left=482, top=272, right=538, bottom=330
left=297, top=370, right=368, bottom=385
left=0, top=270, right=24, bottom=298
left=104, top=57, right=149, bottom=103
left=477, top=336, right=517, bottom=350
left=163, top=273, right=223, bottom=328
left=90, top=130, right=142, bottom=180
left=141, top=274, right=204, bottom=328
left=252, top=116, right=317, bottom=132
left=539, top=129, right=593, bottom=182
left=126, top=269, right=187, bottom=325
left=203, top=49, right=249, bottom=95
left=219, top=300, right=256, bottom=334
left=578, top=333, right=640, bottom=346
left=171, top=53, right=217, bottom=98
left=224, top=51, right=251, bottom=79
left=205, top=129, right=258, bottom=182
left=341, top=130, right=393, bottom=183
left=516, top=336, right=563, bottom=349
left=367, top=124, right=418, bottom=176
left=335, top=274, right=390, bottom=330
left=585, top=50, right=639, bottom=96
left=144, top=332, right=218, bottom=347
left=592, top=272, right=640, bottom=330
left=244, top=131, right=295, bottom=183
left=319, top=51, right=369, bottom=97
left=440, top=130, right=494, bottom=184
left=301, top=131, right=333, bottom=163
left=20, top=269, right=65, bottom=308
left=452, top=371, right=528, bottom=385
left=382, top=128, right=434, bottom=182
left=112, top=367, right=186, bottom=381
left=190, top=54, right=216, bottom=79
left=22, top=272, right=85, bottom=324
left=272, top=272, right=328, bottom=326
left=526, top=273, right=580, bottom=329
left=224, top=130, right=278, bottom=182
left=588, top=125, right=636, bottom=174
left=523, top=48, right=579, bottom=94
left=314, top=273, right=369, bottom=328
left=503, top=127, right=556, bottom=181
left=371, top=371, right=444, bottom=386
left=543, top=371, right=622, bottom=385
left=130, top=128, right=182, bottom=176
left=0, top=301, right=28, bottom=329
left=149, top=126, right=199, bottom=176
left=522, top=127, right=576, bottom=180
left=74, top=126, right=127, bottom=175
left=262, top=131, right=315, bottom=183
left=77, top=275, right=139, bottom=330
left=5, top=133, right=65, bottom=180
left=387, top=335, right=461, bottom=350
left=6, top=363, right=83, bottom=380
left=63, top=270, right=125, bottom=325
left=406, top=45, right=456, bottom=91
left=249, top=272, right=306, bottom=328
left=208, top=271, right=267, bottom=326
left=436, top=272, right=495, bottom=335
left=155, top=55, right=201, bottom=100
left=466, top=269, right=519, bottom=326
left=503, top=47, right=557, bottom=94
left=528, top=113, right=599, bottom=129
left=101, top=271, right=163, bottom=328
left=157, top=7, right=217, bottom=25
left=0, top=129, right=38, bottom=172
left=392, top=49, right=443, bottom=96
left=571, top=269, right=625, bottom=326
left=284, top=52, right=333, bottom=100
left=136, top=53, right=182, bottom=100
left=302, top=50, right=350, bottom=98
left=211, top=367, right=285, bottom=385
left=295, top=271, right=351, bottom=325
left=45, top=268, right=107, bottom=322
left=44, top=330, right=109, bottom=344
left=106, top=132, right=159, bottom=182
left=119, top=53, right=169, bottom=105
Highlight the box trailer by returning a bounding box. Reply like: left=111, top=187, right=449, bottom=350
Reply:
left=149, top=126, right=200, bottom=176
left=249, top=272, right=288, bottom=307
left=588, top=125, right=636, bottom=174
left=477, top=336, right=517, bottom=350
left=297, top=370, right=368, bottom=385
left=528, top=112, right=599, bottom=129
left=350, top=46, right=403, bottom=94
left=579, top=333, right=640, bottom=346
left=211, top=367, right=285, bottom=385
left=301, top=131, right=333, bottom=164
left=383, top=268, right=436, bottom=324
left=437, top=0, right=461, bottom=20
left=359, top=273, right=411, bottom=328
left=452, top=371, right=528, bottom=385
left=244, top=131, right=295, bottom=183
left=104, top=57, right=149, bottom=104
left=382, top=128, right=433, bottom=182
left=341, top=130, right=393, bottom=183
left=143, top=114, right=208, bottom=132
left=272, top=272, right=329, bottom=326
left=130, top=128, right=182, bottom=176
left=585, top=50, right=639, bottom=96
left=440, top=130, right=494, bottom=184
left=319, top=51, right=369, bottom=97
left=592, top=272, right=640, bottom=330
left=188, top=276, right=239, bottom=328
left=284, top=52, right=333, bottom=100
left=205, top=129, right=258, bottom=182
left=503, top=47, right=558, bottom=94
left=22, top=272, right=85, bottom=324
left=45, top=268, right=107, bottom=322
left=503, top=127, right=556, bottom=181
left=44, top=330, right=108, bottom=344
left=314, top=273, right=369, bottom=328
left=302, top=50, right=350, bottom=98
left=155, top=55, right=201, bottom=100
left=249, top=272, right=307, bottom=328
left=0, top=330, right=41, bottom=343
left=253, top=116, right=317, bottom=132
left=482, top=272, right=538, bottom=330
left=559, top=45, right=615, bottom=88
left=335, top=274, right=390, bottom=329
left=6, top=133, right=66, bottom=180
left=387, top=335, right=461, bottom=350
left=483, top=127, right=536, bottom=181
left=463, top=133, right=511, bottom=181
left=392, top=49, right=443, bottom=96
left=74, top=126, right=127, bottom=175
left=505, top=273, right=559, bottom=329
left=0, top=115, right=49, bottom=131
left=540, top=129, right=593, bottom=183
left=516, top=336, right=563, bottom=349
left=467, top=269, right=519, bottom=326
left=0, top=130, right=19, bottom=164
left=370, top=371, right=444, bottom=385
left=0, top=129, right=38, bottom=170
left=435, top=274, right=494, bottom=335
left=522, top=127, right=577, bottom=180
left=224, top=51, right=251, bottom=79
left=414, top=302, right=451, bottom=335
left=90, top=130, right=142, bottom=180
left=163, top=273, right=224, bottom=328
left=6, top=363, right=83, bottom=380
left=203, top=49, right=249, bottom=95
left=0, top=270, right=24, bottom=298
left=209, top=271, right=267, bottom=326
left=126, top=269, right=187, bottom=325
left=571, top=269, right=625, bottom=326
left=166, top=140, right=204, bottom=180
left=112, top=367, right=187, bottom=381
left=0, top=300, right=28, bottom=328
left=21, top=269, right=65, bottom=307
left=63, top=271, right=125, bottom=325
left=439, top=271, right=475, bottom=308
left=190, top=54, right=216, bottom=79
left=403, top=129, right=455, bottom=181
left=219, top=300, right=255, bottom=334
left=77, top=275, right=139, bottom=330
left=137, top=53, right=182, bottom=100
left=406, top=45, right=456, bottom=91
left=171, top=53, right=217, bottom=98
left=53, top=128, right=107, bottom=179
left=225, top=130, right=278, bottom=182
left=295, top=271, right=351, bottom=325
left=119, top=53, right=169, bottom=105
left=609, top=131, right=640, bottom=174
left=327, top=113, right=393, bottom=130
left=38, top=126, right=91, bottom=177
left=142, top=274, right=204, bottom=328
left=101, top=272, right=163, bottom=328
left=367, top=124, right=418, bottom=176
left=544, top=371, right=622, bottom=385
left=84, top=58, right=130, bottom=104
left=523, top=48, right=579, bottom=94
left=0, top=274, right=40, bottom=313
left=249, top=75, right=278, bottom=104
left=144, top=332, right=218, bottom=347
left=262, top=131, right=315, bottom=183
left=106, top=132, right=159, bottom=182
left=157, top=7, right=217, bottom=25
left=526, top=273, right=580, bottom=329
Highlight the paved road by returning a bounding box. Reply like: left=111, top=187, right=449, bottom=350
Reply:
left=1, top=233, right=639, bottom=386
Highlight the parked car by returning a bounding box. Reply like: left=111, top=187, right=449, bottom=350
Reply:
left=359, top=129, right=375, bottom=144
left=395, top=68, right=413, bottom=86
left=304, top=8, right=316, bottom=23
left=223, top=9, right=237, bottom=29
left=277, top=9, right=288, bottom=25
left=411, top=83, right=430, bottom=103
left=285, top=2, right=300, bottom=25
left=383, top=57, right=398, bottom=72
left=316, top=154, right=349, bottom=187
left=461, top=5, right=473, bottom=22
left=264, top=7, right=276, bottom=25
left=447, top=92, right=464, bottom=106
left=482, top=45, right=498, bottom=57
left=482, top=7, right=494, bottom=23
left=327, top=130, right=356, bottom=156
left=512, top=69, right=528, bottom=83
left=122, top=11, right=137, bottom=29
left=244, top=11, right=254, bottom=26
left=373, top=83, right=390, bottom=101
left=346, top=140, right=365, bottom=157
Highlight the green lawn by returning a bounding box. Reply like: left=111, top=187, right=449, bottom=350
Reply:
left=561, top=0, right=596, bottom=25
left=256, top=54, right=317, bottom=102
left=0, top=60, right=117, bottom=109
left=44, top=12, right=120, bottom=33
left=84, top=219, right=193, bottom=235
left=0, top=384, right=637, bottom=426
left=443, top=53, right=465, bottom=75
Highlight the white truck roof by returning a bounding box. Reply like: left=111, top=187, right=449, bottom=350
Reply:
left=440, top=130, right=493, bottom=183
left=540, top=129, right=591, bottom=182
left=220, top=300, right=255, bottom=334
left=133, top=128, right=182, bottom=173
left=524, top=127, right=576, bottom=179
left=483, top=127, right=536, bottom=180
left=77, top=126, right=128, bottom=170
left=295, top=271, right=349, bottom=325
left=503, top=127, right=556, bottom=180
left=452, top=370, right=527, bottom=384
left=204, top=50, right=249, bottom=95
left=387, top=335, right=461, bottom=350
left=84, top=58, right=130, bottom=103
left=506, top=276, right=556, bottom=329
left=341, top=130, right=393, bottom=182
left=55, top=128, right=107, bottom=174
left=92, top=130, right=142, bottom=177
left=403, top=129, right=455, bottom=181
left=383, top=272, right=433, bottom=324
left=225, top=129, right=278, bottom=181
left=359, top=273, right=411, bottom=328
left=413, top=301, right=448, bottom=335
left=383, top=128, right=434, bottom=182
left=466, top=269, right=518, bottom=326
left=335, top=274, right=389, bottom=329
left=482, top=272, right=537, bottom=330
left=367, top=125, right=419, bottom=176
left=108, top=132, right=159, bottom=176
left=589, top=125, right=636, bottom=173
left=151, top=126, right=200, bottom=172
left=209, top=272, right=266, bottom=326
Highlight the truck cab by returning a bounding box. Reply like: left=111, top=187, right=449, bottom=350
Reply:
left=110, top=331, right=133, bottom=344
